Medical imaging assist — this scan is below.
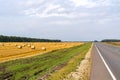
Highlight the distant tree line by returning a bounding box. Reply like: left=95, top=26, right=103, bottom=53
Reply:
left=101, top=39, right=120, bottom=42
left=0, top=35, right=61, bottom=42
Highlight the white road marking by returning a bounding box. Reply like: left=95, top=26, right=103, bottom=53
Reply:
left=95, top=45, right=117, bottom=80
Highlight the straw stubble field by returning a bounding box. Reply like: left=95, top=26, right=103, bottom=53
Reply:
left=0, top=42, right=83, bottom=62
left=106, top=42, right=120, bottom=46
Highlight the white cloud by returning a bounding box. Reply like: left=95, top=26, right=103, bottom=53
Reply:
left=42, top=4, right=62, bottom=13
left=23, top=8, right=39, bottom=15
left=101, top=0, right=113, bottom=6
left=23, top=3, right=73, bottom=18
left=31, top=13, right=75, bottom=18
left=69, top=0, right=98, bottom=8
left=49, top=20, right=71, bottom=25
left=23, top=8, right=92, bottom=18
left=69, top=0, right=114, bottom=8
left=57, top=7, right=65, bottom=12
left=21, top=0, right=117, bottom=18
left=19, top=0, right=44, bottom=7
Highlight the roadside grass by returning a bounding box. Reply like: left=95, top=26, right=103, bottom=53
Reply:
left=0, top=43, right=91, bottom=80
left=48, top=43, right=91, bottom=80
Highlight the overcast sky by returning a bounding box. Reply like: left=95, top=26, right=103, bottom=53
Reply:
left=0, top=0, right=120, bottom=41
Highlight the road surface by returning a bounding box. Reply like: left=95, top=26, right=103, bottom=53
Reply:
left=90, top=43, right=120, bottom=80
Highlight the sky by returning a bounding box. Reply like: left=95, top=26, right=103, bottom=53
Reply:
left=0, top=0, right=120, bottom=41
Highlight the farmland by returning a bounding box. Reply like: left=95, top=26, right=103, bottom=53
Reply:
left=105, top=42, right=120, bottom=46
left=0, top=42, right=91, bottom=80
left=0, top=42, right=83, bottom=62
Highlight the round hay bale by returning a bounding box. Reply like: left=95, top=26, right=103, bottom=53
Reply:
left=27, top=44, right=31, bottom=47
left=15, top=44, right=18, bottom=46
left=31, top=45, right=35, bottom=49
left=17, top=46, right=22, bottom=49
left=1, top=43, right=4, bottom=46
left=41, top=47, right=46, bottom=51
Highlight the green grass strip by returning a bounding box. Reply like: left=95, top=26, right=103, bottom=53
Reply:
left=48, top=43, right=91, bottom=80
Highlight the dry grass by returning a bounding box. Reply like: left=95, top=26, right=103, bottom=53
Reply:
left=0, top=42, right=83, bottom=62
left=106, top=42, right=120, bottom=46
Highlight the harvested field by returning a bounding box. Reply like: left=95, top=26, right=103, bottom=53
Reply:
left=106, top=42, right=120, bottom=46
left=0, top=42, right=83, bottom=62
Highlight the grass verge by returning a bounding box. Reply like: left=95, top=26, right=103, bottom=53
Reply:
left=47, top=43, right=91, bottom=80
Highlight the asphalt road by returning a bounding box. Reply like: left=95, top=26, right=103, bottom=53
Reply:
left=90, top=43, right=120, bottom=80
